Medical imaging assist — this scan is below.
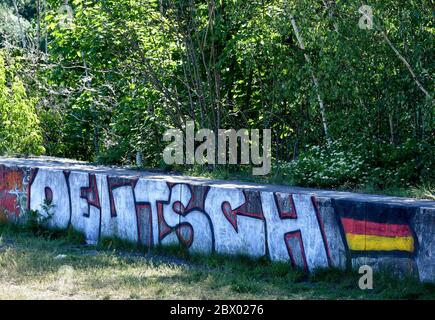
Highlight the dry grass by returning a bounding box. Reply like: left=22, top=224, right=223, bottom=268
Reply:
left=0, top=224, right=434, bottom=300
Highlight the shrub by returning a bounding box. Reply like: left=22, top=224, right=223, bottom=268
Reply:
left=276, top=138, right=434, bottom=191
left=277, top=139, right=369, bottom=189
left=0, top=52, right=45, bottom=156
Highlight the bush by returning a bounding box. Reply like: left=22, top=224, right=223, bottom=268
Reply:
left=278, top=139, right=368, bottom=189
left=276, top=138, right=434, bottom=191
left=365, top=139, right=435, bottom=188
left=0, top=51, right=45, bottom=156
left=20, top=199, right=54, bottom=235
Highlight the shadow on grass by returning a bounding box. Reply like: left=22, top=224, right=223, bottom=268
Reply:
left=1, top=222, right=434, bottom=299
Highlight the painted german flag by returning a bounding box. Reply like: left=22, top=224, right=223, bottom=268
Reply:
left=333, top=200, right=417, bottom=255
left=341, top=218, right=414, bottom=253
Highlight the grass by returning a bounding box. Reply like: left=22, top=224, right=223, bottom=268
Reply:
left=352, top=183, right=435, bottom=200
left=0, top=222, right=434, bottom=300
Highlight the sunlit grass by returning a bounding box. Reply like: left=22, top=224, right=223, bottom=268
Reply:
left=0, top=223, right=434, bottom=300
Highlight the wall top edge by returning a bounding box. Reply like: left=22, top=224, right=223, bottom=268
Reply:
left=1, top=156, right=434, bottom=209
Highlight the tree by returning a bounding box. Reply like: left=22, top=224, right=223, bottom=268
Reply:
left=0, top=51, right=45, bottom=155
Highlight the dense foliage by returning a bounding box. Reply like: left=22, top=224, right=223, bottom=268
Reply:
left=0, top=0, right=433, bottom=194
left=0, top=52, right=44, bottom=155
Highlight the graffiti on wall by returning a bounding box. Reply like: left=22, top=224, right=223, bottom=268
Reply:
left=0, top=165, right=31, bottom=220
left=333, top=200, right=417, bottom=257
left=0, top=165, right=422, bottom=274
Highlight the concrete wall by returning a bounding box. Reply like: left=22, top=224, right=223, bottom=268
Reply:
left=0, top=158, right=434, bottom=282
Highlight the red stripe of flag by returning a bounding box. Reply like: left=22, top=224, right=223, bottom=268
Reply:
left=341, top=217, right=412, bottom=237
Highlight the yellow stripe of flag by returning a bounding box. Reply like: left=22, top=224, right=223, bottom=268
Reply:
left=346, top=234, right=414, bottom=252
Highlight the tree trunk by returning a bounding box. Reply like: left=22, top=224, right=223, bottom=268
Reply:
left=389, top=114, right=395, bottom=145
left=288, top=12, right=332, bottom=144
left=37, top=0, right=41, bottom=52
left=12, top=0, right=26, bottom=48
left=360, top=9, right=432, bottom=100
left=82, top=55, right=99, bottom=156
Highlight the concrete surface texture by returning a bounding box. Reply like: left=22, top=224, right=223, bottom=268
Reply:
left=0, top=157, right=434, bottom=282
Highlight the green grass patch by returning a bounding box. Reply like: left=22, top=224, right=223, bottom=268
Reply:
left=0, top=222, right=434, bottom=300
